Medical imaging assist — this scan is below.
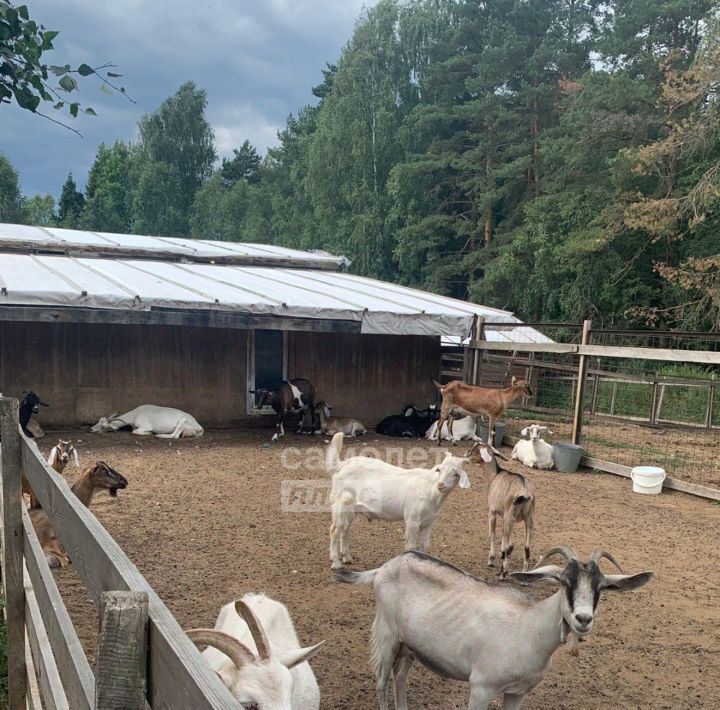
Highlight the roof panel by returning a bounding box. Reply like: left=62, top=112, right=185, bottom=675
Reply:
left=0, top=251, right=550, bottom=341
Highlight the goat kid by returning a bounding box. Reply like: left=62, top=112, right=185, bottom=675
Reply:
left=512, top=424, right=554, bottom=469
left=186, top=593, right=325, bottom=709
left=30, top=461, right=128, bottom=568
left=467, top=443, right=534, bottom=578
left=335, top=547, right=652, bottom=710
left=315, top=401, right=366, bottom=437
left=91, top=404, right=204, bottom=438
left=327, top=433, right=470, bottom=570
left=432, top=377, right=532, bottom=446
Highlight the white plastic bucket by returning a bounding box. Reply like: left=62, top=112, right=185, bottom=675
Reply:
left=630, top=466, right=666, bottom=495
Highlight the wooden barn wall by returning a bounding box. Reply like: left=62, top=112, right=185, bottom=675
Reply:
left=288, top=332, right=441, bottom=424
left=0, top=322, right=248, bottom=427
left=0, top=322, right=440, bottom=428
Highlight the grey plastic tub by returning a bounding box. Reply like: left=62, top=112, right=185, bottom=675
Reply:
left=477, top=422, right=506, bottom=448
left=552, top=443, right=584, bottom=473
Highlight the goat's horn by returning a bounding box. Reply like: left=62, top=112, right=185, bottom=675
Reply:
left=185, top=629, right=255, bottom=668
left=534, top=545, right=579, bottom=568
left=235, top=600, right=271, bottom=660
left=589, top=548, right=624, bottom=573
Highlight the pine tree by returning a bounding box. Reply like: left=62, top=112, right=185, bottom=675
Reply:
left=57, top=173, right=85, bottom=227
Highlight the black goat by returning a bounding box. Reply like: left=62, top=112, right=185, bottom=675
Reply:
left=376, top=404, right=438, bottom=438
left=253, top=378, right=316, bottom=440
left=19, top=391, right=49, bottom=437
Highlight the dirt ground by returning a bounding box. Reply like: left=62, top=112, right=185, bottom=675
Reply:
left=42, top=429, right=720, bottom=709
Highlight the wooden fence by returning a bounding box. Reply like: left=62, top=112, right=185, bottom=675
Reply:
left=0, top=397, right=240, bottom=710
left=463, top=320, right=720, bottom=502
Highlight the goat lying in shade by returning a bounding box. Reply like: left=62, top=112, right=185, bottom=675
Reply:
left=326, top=433, right=470, bottom=570
left=335, top=547, right=652, bottom=710
left=315, top=401, right=366, bottom=437
left=376, top=405, right=438, bottom=438
left=91, top=404, right=204, bottom=438
left=186, top=593, right=325, bottom=709
left=425, top=415, right=478, bottom=443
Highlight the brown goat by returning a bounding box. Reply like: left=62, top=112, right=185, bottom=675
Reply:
left=467, top=443, right=535, bottom=579
left=30, top=461, right=128, bottom=569
left=432, top=376, right=532, bottom=445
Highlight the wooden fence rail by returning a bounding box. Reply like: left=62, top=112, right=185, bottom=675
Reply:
left=464, top=326, right=720, bottom=502
left=0, top=396, right=240, bottom=709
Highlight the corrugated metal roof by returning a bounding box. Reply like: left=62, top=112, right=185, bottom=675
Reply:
left=0, top=252, right=552, bottom=340
left=0, top=223, right=347, bottom=269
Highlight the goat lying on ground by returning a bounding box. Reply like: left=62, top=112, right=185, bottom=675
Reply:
left=186, top=593, right=325, bottom=709
left=19, top=391, right=48, bottom=438
left=25, top=439, right=81, bottom=509
left=467, top=443, right=535, bottom=578
left=426, top=415, right=478, bottom=443
left=315, top=401, right=366, bottom=437
left=253, top=378, right=315, bottom=440
left=91, top=405, right=204, bottom=438
left=376, top=405, right=438, bottom=438
left=30, top=461, right=128, bottom=568
left=335, top=547, right=652, bottom=710
left=512, top=424, right=554, bottom=469
left=327, top=432, right=470, bottom=570
left=432, top=376, right=532, bottom=446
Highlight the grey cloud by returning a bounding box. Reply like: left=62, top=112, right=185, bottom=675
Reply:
left=1, top=0, right=373, bottom=197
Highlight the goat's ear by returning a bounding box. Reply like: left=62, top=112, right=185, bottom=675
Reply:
left=520, top=427, right=529, bottom=437
left=48, top=446, right=57, bottom=467
left=511, top=376, right=518, bottom=385
left=510, top=565, right=565, bottom=586
left=602, top=572, right=653, bottom=592
left=478, top=446, right=493, bottom=463
left=458, top=470, right=471, bottom=489
left=72, top=448, right=80, bottom=467
left=277, top=640, right=325, bottom=669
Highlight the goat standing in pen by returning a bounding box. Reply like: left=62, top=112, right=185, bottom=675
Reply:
left=19, top=391, right=49, bottom=438
left=432, top=376, right=532, bottom=446
left=326, top=432, right=470, bottom=569
left=467, top=443, right=535, bottom=578
left=253, top=378, right=315, bottom=440
left=335, top=546, right=652, bottom=710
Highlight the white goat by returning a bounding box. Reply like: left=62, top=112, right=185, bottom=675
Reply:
left=186, top=593, right=325, bottom=710
left=336, top=546, right=652, bottom=710
left=425, top=415, right=479, bottom=443
left=90, top=404, right=204, bottom=438
left=511, top=424, right=554, bottom=469
left=327, top=433, right=470, bottom=570
left=315, top=402, right=367, bottom=437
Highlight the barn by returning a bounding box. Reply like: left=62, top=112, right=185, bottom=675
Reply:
left=0, top=223, right=547, bottom=428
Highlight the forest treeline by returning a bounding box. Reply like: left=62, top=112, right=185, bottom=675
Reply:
left=3, top=0, right=720, bottom=329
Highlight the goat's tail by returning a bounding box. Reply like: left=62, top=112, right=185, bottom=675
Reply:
left=326, top=432, right=345, bottom=472
left=334, top=568, right=378, bottom=585
left=513, top=494, right=532, bottom=506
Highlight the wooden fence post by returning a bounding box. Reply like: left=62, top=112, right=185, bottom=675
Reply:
left=572, top=320, right=592, bottom=445
left=95, top=591, right=148, bottom=710
left=0, top=397, right=27, bottom=709
left=472, top=317, right=485, bottom=385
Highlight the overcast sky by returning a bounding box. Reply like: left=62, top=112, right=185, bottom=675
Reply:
left=1, top=0, right=374, bottom=198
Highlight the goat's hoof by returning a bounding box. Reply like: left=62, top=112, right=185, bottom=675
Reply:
left=342, top=556, right=353, bottom=565
left=487, top=558, right=496, bottom=567
left=331, top=562, right=343, bottom=571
